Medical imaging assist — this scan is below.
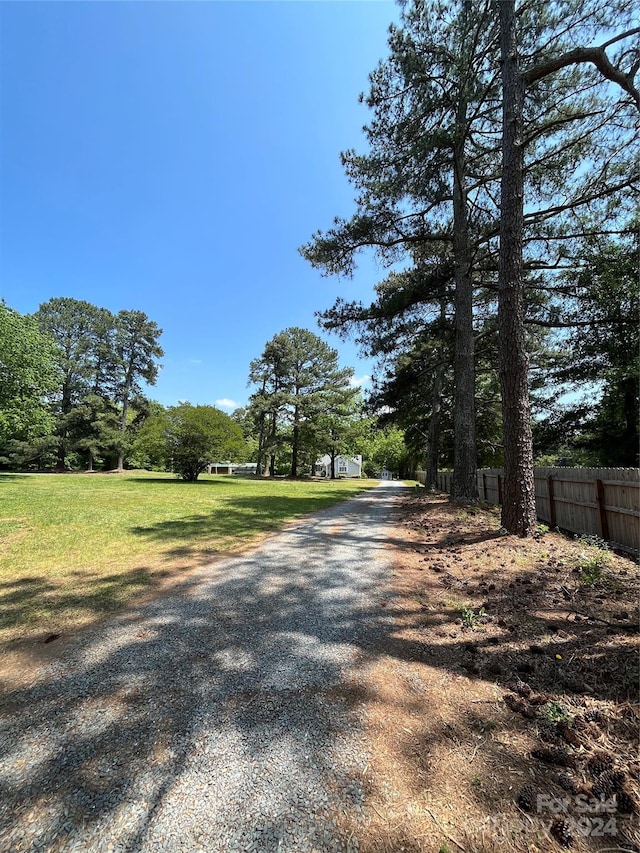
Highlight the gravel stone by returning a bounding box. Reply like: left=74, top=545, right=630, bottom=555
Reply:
left=0, top=482, right=402, bottom=853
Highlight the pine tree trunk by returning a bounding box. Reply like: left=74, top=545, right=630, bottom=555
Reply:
left=117, top=384, right=130, bottom=471
left=451, top=104, right=478, bottom=503
left=290, top=406, right=299, bottom=478
left=425, top=359, right=444, bottom=491
left=267, top=412, right=277, bottom=477
left=498, top=0, right=537, bottom=536
left=56, top=383, right=72, bottom=470
left=255, top=411, right=266, bottom=476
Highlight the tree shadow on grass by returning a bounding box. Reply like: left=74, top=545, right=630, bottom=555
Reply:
left=129, top=491, right=380, bottom=556
left=0, top=568, right=169, bottom=637
left=125, top=476, right=242, bottom=486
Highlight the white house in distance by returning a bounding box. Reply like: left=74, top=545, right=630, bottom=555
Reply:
left=315, top=454, right=362, bottom=478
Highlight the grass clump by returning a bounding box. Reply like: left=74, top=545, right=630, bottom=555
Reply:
left=460, top=605, right=487, bottom=629
left=541, top=701, right=572, bottom=725
left=575, top=535, right=612, bottom=586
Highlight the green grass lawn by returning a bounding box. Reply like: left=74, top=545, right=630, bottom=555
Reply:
left=0, top=471, right=377, bottom=645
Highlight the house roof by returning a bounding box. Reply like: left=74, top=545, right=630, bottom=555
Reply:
left=316, top=455, right=362, bottom=466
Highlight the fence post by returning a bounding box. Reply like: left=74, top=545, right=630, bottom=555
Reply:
left=482, top=472, right=487, bottom=501
left=595, top=479, right=610, bottom=540
left=497, top=474, right=503, bottom=505
left=547, top=475, right=556, bottom=529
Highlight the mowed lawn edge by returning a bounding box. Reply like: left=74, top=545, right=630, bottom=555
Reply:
left=0, top=471, right=378, bottom=647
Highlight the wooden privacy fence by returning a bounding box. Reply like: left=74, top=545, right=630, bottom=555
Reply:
left=414, top=467, right=640, bottom=553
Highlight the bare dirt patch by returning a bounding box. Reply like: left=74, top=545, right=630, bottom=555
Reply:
left=341, top=492, right=639, bottom=853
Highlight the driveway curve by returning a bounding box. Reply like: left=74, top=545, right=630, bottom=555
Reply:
left=0, top=481, right=405, bottom=853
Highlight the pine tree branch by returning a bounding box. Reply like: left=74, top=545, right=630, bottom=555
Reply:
left=524, top=317, right=638, bottom=328
left=522, top=108, right=605, bottom=147
left=523, top=29, right=640, bottom=110
left=523, top=175, right=639, bottom=225
left=525, top=228, right=635, bottom=241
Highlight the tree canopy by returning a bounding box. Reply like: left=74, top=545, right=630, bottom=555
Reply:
left=0, top=302, right=59, bottom=461
left=32, top=298, right=164, bottom=471
left=166, top=404, right=246, bottom=482
left=248, top=327, right=357, bottom=477
left=302, top=0, right=639, bottom=532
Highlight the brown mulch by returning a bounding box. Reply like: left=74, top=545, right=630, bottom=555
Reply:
left=338, top=491, right=639, bottom=853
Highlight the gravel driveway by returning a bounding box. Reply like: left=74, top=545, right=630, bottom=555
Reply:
left=0, top=481, right=404, bottom=853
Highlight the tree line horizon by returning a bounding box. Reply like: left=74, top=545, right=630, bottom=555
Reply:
left=0, top=299, right=410, bottom=482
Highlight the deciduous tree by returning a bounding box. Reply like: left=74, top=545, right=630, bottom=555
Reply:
left=166, top=404, right=245, bottom=482
left=0, top=302, right=58, bottom=460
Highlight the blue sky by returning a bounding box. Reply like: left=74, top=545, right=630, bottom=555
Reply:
left=0, top=1, right=398, bottom=410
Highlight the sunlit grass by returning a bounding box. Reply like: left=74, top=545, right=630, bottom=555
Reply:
left=0, top=471, right=377, bottom=643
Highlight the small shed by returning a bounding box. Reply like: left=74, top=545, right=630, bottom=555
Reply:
left=207, top=462, right=233, bottom=474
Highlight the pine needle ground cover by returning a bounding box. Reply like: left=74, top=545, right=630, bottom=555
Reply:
left=337, top=493, right=639, bottom=853
left=0, top=472, right=375, bottom=649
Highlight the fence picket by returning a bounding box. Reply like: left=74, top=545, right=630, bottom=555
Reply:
left=413, top=467, right=639, bottom=553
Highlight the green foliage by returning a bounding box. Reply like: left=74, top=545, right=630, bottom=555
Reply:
left=460, top=605, right=487, bottom=629
left=112, top=309, right=164, bottom=468
left=0, top=302, right=58, bottom=459
left=308, top=393, right=372, bottom=479
left=365, top=426, right=411, bottom=475
left=579, top=557, right=604, bottom=586
left=541, top=702, right=572, bottom=725
left=576, top=533, right=610, bottom=551
left=113, top=310, right=164, bottom=401
left=363, top=460, right=378, bottom=478
left=128, top=404, right=170, bottom=471
left=66, top=393, right=122, bottom=471
left=35, top=296, right=115, bottom=402
left=248, top=327, right=357, bottom=477
left=574, top=535, right=612, bottom=585
left=230, top=406, right=260, bottom=460
left=533, top=232, right=639, bottom=467
left=33, top=298, right=163, bottom=470
left=166, top=404, right=245, bottom=482
left=578, top=556, right=606, bottom=586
